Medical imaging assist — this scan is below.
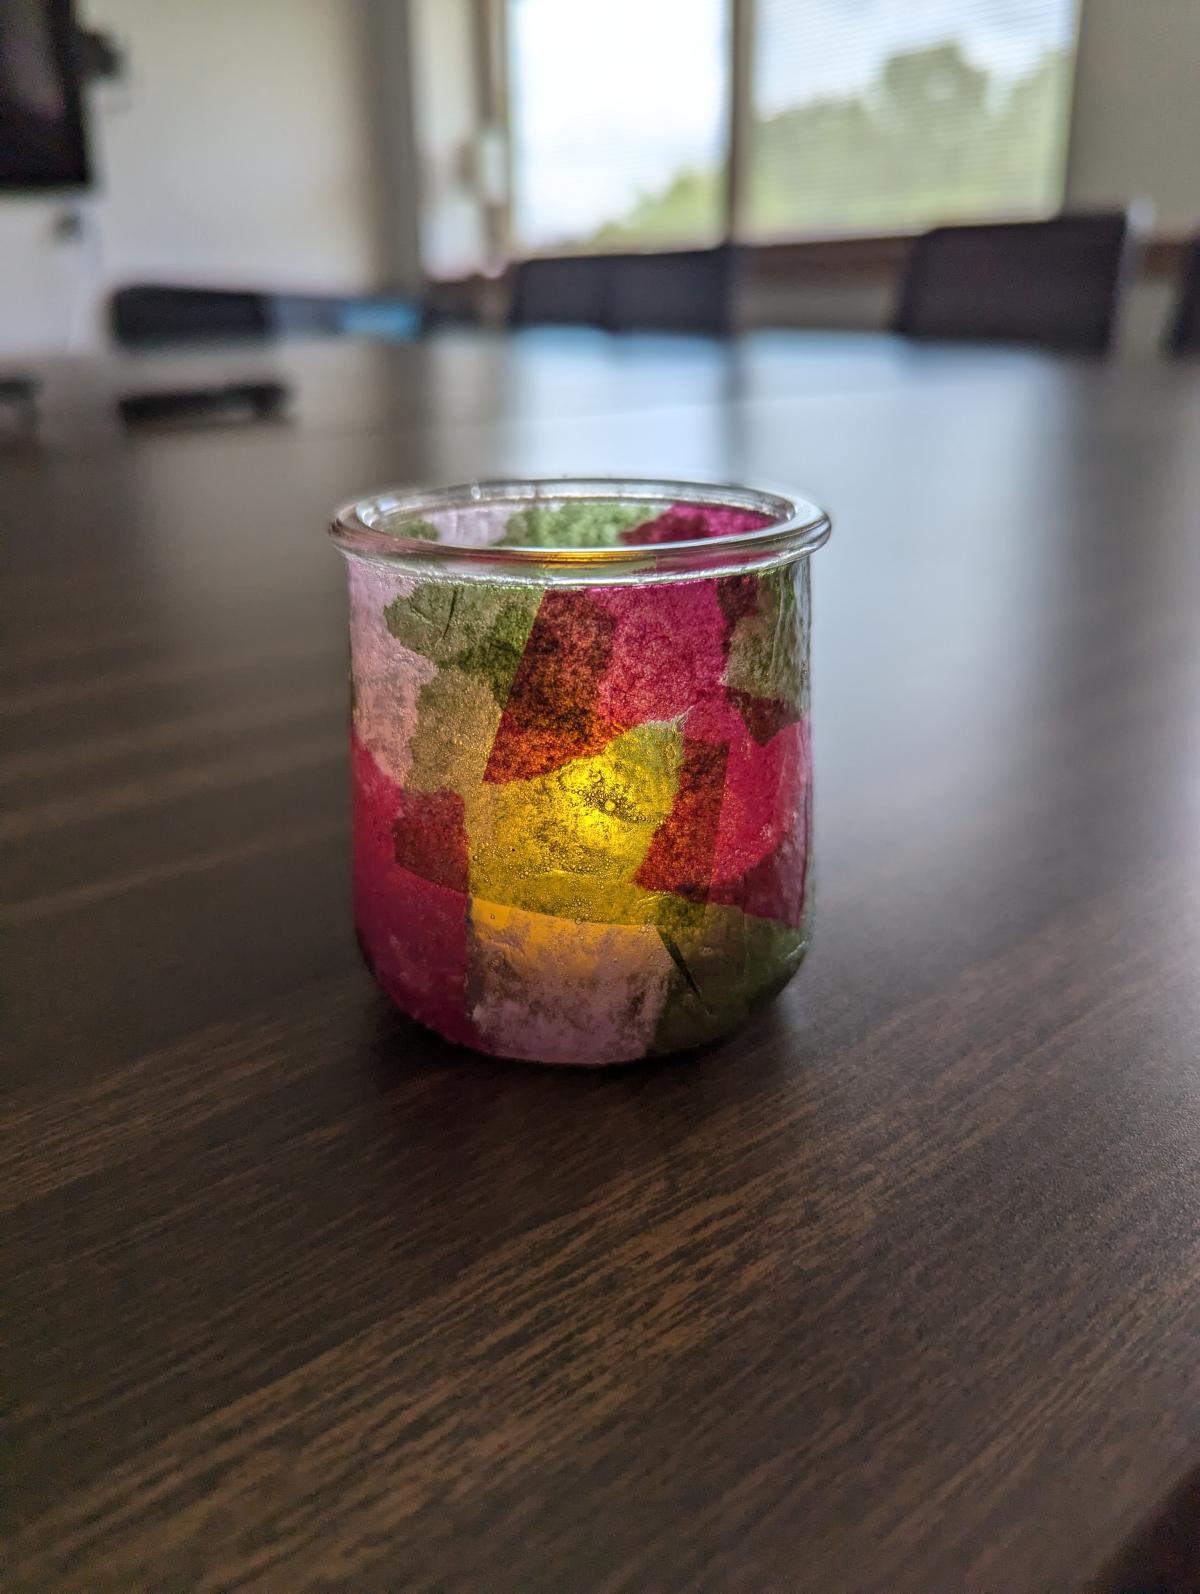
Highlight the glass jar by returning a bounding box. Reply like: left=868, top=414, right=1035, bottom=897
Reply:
left=330, top=478, right=830, bottom=1066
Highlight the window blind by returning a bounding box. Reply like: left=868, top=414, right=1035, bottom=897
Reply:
left=747, top=0, right=1079, bottom=238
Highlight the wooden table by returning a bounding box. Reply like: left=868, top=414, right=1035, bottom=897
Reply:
left=4, top=331, right=1200, bottom=1592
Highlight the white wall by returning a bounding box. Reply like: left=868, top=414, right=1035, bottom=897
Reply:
left=410, top=0, right=488, bottom=280
left=363, top=0, right=424, bottom=301
left=1065, top=0, right=1200, bottom=231
left=0, top=0, right=396, bottom=356
left=0, top=208, right=85, bottom=355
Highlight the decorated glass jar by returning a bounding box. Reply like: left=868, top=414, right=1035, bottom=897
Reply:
left=330, top=478, right=831, bottom=1065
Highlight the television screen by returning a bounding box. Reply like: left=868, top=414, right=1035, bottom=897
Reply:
left=0, top=0, right=89, bottom=189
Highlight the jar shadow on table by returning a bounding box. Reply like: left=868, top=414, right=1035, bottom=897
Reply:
left=353, top=985, right=812, bottom=1215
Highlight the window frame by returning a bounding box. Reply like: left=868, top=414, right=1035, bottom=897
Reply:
left=490, top=0, right=1084, bottom=262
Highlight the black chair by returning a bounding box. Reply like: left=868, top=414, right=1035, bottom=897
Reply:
left=610, top=247, right=737, bottom=334
left=111, top=285, right=273, bottom=344
left=1165, top=234, right=1200, bottom=356
left=894, top=211, right=1139, bottom=354
left=508, top=256, right=611, bottom=329
left=111, top=284, right=424, bottom=346
left=509, top=247, right=736, bottom=335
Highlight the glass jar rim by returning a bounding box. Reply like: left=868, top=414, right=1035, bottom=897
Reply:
left=329, top=476, right=831, bottom=583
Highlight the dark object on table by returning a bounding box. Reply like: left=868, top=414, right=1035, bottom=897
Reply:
left=113, top=285, right=270, bottom=344
left=117, top=380, right=290, bottom=426
left=894, top=210, right=1138, bottom=354
left=509, top=246, right=737, bottom=335
left=110, top=284, right=424, bottom=346
left=1164, top=234, right=1200, bottom=356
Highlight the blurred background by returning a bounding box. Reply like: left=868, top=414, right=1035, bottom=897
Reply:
left=0, top=0, right=1196, bottom=362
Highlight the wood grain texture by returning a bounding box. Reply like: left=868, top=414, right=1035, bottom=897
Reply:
left=4, top=331, right=1200, bottom=1592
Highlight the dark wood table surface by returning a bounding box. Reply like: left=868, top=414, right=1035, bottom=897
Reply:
left=4, top=330, right=1200, bottom=1592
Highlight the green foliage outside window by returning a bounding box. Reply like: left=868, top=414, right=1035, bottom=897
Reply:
left=584, top=42, right=1071, bottom=248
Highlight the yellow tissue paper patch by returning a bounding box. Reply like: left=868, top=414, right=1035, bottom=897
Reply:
left=467, top=721, right=684, bottom=923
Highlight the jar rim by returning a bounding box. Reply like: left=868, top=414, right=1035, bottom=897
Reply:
left=329, top=476, right=831, bottom=582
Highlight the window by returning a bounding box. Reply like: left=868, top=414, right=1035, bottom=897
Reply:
left=413, top=0, right=1080, bottom=274
left=507, top=0, right=730, bottom=252
left=748, top=0, right=1079, bottom=237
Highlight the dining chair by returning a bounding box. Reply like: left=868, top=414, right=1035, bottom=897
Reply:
left=111, top=284, right=423, bottom=346
left=894, top=211, right=1139, bottom=354
left=509, top=247, right=736, bottom=335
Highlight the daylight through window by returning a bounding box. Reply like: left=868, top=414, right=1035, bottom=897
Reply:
left=503, top=0, right=1078, bottom=255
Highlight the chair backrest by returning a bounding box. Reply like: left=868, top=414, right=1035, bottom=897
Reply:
left=1165, top=235, right=1200, bottom=356
left=509, top=248, right=736, bottom=334
left=894, top=211, right=1137, bottom=354
left=111, top=285, right=273, bottom=345
left=111, top=285, right=426, bottom=347
left=508, top=255, right=611, bottom=328
left=609, top=248, right=736, bottom=334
